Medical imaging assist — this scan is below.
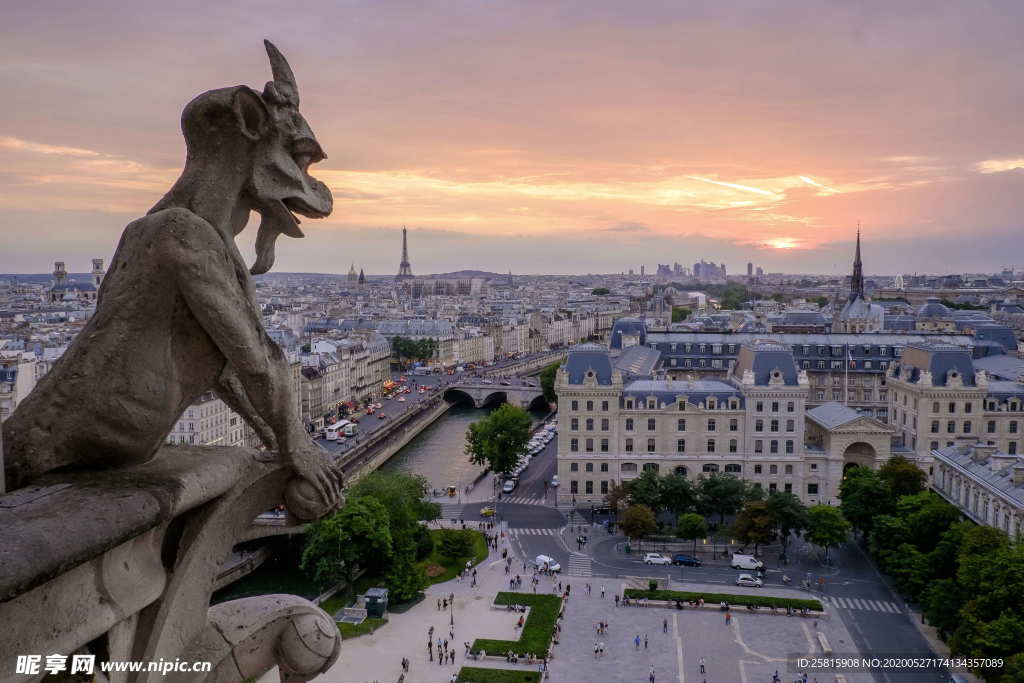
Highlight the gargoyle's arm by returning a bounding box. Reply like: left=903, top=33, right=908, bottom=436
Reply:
left=159, top=209, right=306, bottom=456
left=214, top=365, right=279, bottom=452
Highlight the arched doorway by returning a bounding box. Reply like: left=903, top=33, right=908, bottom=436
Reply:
left=842, top=441, right=877, bottom=470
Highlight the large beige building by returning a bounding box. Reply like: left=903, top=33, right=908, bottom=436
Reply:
left=555, top=341, right=892, bottom=507
left=167, top=391, right=245, bottom=447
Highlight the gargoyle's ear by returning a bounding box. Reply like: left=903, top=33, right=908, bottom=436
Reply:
left=232, top=86, right=270, bottom=141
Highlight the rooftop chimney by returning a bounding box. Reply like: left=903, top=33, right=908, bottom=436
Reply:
left=1014, top=464, right=1024, bottom=488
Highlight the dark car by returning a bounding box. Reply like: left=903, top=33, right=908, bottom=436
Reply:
left=672, top=554, right=702, bottom=567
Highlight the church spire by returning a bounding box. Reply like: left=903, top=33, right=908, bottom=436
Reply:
left=850, top=224, right=864, bottom=300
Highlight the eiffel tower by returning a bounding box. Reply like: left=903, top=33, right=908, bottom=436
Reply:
left=395, top=225, right=414, bottom=281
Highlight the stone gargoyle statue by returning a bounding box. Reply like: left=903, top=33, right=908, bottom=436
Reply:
left=2, top=41, right=341, bottom=512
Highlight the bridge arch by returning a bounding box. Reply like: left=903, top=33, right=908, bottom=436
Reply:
left=527, top=394, right=550, bottom=412
left=479, top=391, right=509, bottom=408
left=443, top=388, right=476, bottom=406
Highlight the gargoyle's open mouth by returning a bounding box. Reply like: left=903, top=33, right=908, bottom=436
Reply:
left=282, top=195, right=331, bottom=221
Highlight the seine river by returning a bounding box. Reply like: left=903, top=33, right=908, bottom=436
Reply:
left=380, top=403, right=492, bottom=492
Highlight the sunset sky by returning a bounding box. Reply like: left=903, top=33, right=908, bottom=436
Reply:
left=2, top=0, right=1024, bottom=275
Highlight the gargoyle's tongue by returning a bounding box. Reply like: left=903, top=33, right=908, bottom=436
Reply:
left=250, top=201, right=305, bottom=275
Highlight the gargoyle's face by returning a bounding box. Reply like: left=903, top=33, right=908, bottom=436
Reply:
left=247, top=41, right=334, bottom=274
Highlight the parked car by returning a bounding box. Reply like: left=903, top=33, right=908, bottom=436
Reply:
left=550, top=475, right=560, bottom=488
left=502, top=479, right=517, bottom=494
left=735, top=573, right=763, bottom=588
left=535, top=555, right=561, bottom=572
left=672, top=554, right=702, bottom=567
left=643, top=553, right=671, bottom=565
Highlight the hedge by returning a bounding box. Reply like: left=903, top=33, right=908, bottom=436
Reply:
left=456, top=667, right=541, bottom=683
left=470, top=592, right=562, bottom=657
left=623, top=588, right=823, bottom=612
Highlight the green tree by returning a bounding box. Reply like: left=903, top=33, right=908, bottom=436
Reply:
left=621, top=504, right=657, bottom=545
left=878, top=455, right=927, bottom=498
left=437, top=528, right=475, bottom=558
left=465, top=403, right=533, bottom=476
left=956, top=525, right=1010, bottom=594
left=868, top=515, right=911, bottom=564
left=765, top=491, right=808, bottom=547
left=922, top=578, right=965, bottom=640
left=659, top=472, right=697, bottom=517
left=886, top=543, right=931, bottom=600
left=301, top=496, right=393, bottom=594
left=697, top=473, right=748, bottom=525
left=671, top=307, right=691, bottom=322
left=928, top=521, right=971, bottom=580
left=591, top=287, right=610, bottom=296
left=606, top=481, right=629, bottom=514
left=626, top=470, right=664, bottom=512
left=538, top=362, right=560, bottom=403
left=732, top=500, right=777, bottom=554
left=676, top=512, right=708, bottom=556
left=905, top=496, right=962, bottom=553
left=805, top=504, right=850, bottom=562
left=386, top=548, right=426, bottom=602
left=839, top=467, right=893, bottom=537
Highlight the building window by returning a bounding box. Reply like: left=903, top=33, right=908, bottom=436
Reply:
left=771, top=401, right=779, bottom=412
left=810, top=463, right=817, bottom=471
left=930, top=441, right=939, bottom=450
left=601, top=400, right=609, bottom=411
left=756, top=401, right=764, bottom=412
left=600, top=462, right=609, bottom=472
left=625, top=418, right=634, bottom=431
left=725, top=463, right=741, bottom=473
left=621, top=462, right=637, bottom=472
left=601, top=480, right=609, bottom=494
left=949, top=402, right=956, bottom=413
left=678, top=401, right=686, bottom=411
left=729, top=418, right=738, bottom=431
left=1010, top=442, right=1018, bottom=454
left=585, top=462, right=594, bottom=472
left=785, top=464, right=793, bottom=474
left=963, top=421, right=971, bottom=434
left=988, top=420, right=996, bottom=433
left=625, top=438, right=633, bottom=452
left=930, top=420, right=939, bottom=433
left=585, top=438, right=594, bottom=452
left=571, top=418, right=579, bottom=431
left=647, top=418, right=657, bottom=431
left=677, top=418, right=686, bottom=431
left=729, top=439, right=738, bottom=453
left=947, top=421, right=956, bottom=434
left=784, top=483, right=793, bottom=493
left=932, top=401, right=940, bottom=413
left=600, top=438, right=609, bottom=453
left=754, top=464, right=763, bottom=474
left=702, top=463, right=719, bottom=473
left=965, top=402, right=973, bottom=414
left=643, top=463, right=660, bottom=473
left=768, top=483, right=777, bottom=493
left=601, top=418, right=609, bottom=431
left=755, top=419, right=764, bottom=433
left=770, top=440, right=779, bottom=454
left=1011, top=421, right=1019, bottom=434
left=807, top=483, right=819, bottom=495
left=585, top=480, right=593, bottom=494
left=571, top=400, right=579, bottom=411
left=570, top=438, right=579, bottom=452
left=675, top=466, right=687, bottom=476
left=770, top=419, right=779, bottom=432
left=625, top=400, right=634, bottom=409
left=707, top=439, right=716, bottom=453
left=786, top=419, right=795, bottom=432
left=707, top=419, right=717, bottom=432
left=570, top=462, right=579, bottom=472
left=586, top=418, right=594, bottom=431
left=785, top=440, right=794, bottom=454
left=676, top=439, right=686, bottom=453
left=570, top=480, right=578, bottom=494
left=647, top=438, right=656, bottom=453
left=754, top=440, right=763, bottom=453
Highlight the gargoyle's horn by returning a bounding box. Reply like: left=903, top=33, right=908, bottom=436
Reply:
left=264, top=39, right=299, bottom=105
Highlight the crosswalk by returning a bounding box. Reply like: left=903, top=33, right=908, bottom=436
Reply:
left=824, top=596, right=902, bottom=613
left=567, top=552, right=592, bottom=577
left=508, top=527, right=559, bottom=536
left=440, top=504, right=463, bottom=518
left=501, top=496, right=545, bottom=505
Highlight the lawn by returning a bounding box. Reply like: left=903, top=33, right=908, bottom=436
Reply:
left=338, top=617, right=386, bottom=639
left=418, top=529, right=489, bottom=586
left=471, top=592, right=562, bottom=658
left=623, top=588, right=823, bottom=612
left=456, top=667, right=541, bottom=682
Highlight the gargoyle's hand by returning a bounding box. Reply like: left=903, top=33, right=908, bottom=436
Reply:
left=282, top=441, right=343, bottom=514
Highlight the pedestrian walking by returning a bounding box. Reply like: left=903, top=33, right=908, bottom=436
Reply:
left=601, top=585, right=606, bottom=598
left=598, top=641, right=604, bottom=657
left=649, top=664, right=656, bottom=683
left=644, top=634, right=648, bottom=649
left=725, top=611, right=731, bottom=625
left=437, top=598, right=442, bottom=611
left=634, top=634, right=641, bottom=650
left=614, top=594, right=620, bottom=607
left=593, top=641, right=599, bottom=659
left=663, top=618, right=668, bottom=633
left=699, top=656, right=706, bottom=674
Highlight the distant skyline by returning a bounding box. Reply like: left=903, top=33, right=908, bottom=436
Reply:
left=3, top=1, right=1024, bottom=275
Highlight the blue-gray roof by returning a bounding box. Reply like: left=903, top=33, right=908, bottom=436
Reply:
left=933, top=444, right=1024, bottom=509
left=565, top=344, right=614, bottom=384
left=899, top=343, right=976, bottom=386
left=613, top=345, right=660, bottom=378
left=622, top=379, right=743, bottom=408
left=972, top=354, right=1024, bottom=381
left=807, top=402, right=861, bottom=429
left=609, top=317, right=647, bottom=350
left=732, top=340, right=799, bottom=385
left=918, top=297, right=951, bottom=319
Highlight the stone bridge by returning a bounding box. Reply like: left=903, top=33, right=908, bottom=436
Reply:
left=444, top=382, right=549, bottom=410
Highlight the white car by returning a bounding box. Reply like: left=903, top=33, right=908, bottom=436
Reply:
left=550, top=475, right=560, bottom=488
left=535, top=555, right=561, bottom=572
left=730, top=553, right=764, bottom=570
left=643, top=553, right=672, bottom=565
left=736, top=574, right=763, bottom=588
left=502, top=479, right=517, bottom=494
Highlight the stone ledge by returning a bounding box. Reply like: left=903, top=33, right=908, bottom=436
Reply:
left=0, top=445, right=267, bottom=602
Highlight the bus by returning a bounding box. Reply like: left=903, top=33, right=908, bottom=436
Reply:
left=325, top=420, right=357, bottom=441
